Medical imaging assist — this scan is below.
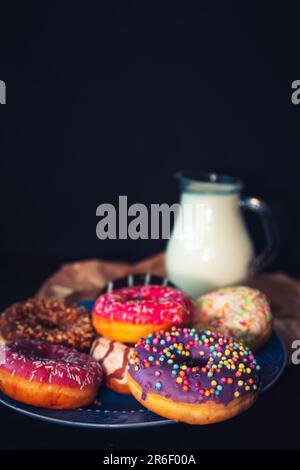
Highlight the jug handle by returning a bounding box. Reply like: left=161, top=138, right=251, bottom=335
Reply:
left=240, top=197, right=279, bottom=271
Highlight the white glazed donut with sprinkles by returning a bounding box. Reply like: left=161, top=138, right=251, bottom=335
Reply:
left=195, top=286, right=272, bottom=350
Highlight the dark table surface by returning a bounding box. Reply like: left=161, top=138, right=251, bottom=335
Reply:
left=0, top=256, right=299, bottom=450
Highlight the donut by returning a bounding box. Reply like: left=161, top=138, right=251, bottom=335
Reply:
left=0, top=340, right=103, bottom=409
left=92, top=285, right=194, bottom=343
left=0, top=298, right=95, bottom=352
left=195, top=286, right=272, bottom=350
left=90, top=337, right=131, bottom=394
left=127, top=327, right=260, bottom=424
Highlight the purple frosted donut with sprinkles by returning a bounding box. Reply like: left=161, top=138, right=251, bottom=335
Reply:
left=0, top=340, right=103, bottom=409
left=127, top=327, right=260, bottom=424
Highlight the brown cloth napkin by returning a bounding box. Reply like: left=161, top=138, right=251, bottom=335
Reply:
left=36, top=253, right=298, bottom=363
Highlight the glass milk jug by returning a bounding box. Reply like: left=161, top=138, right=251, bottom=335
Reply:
left=166, top=170, right=278, bottom=298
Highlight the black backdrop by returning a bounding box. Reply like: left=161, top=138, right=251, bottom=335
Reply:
left=1, top=2, right=300, bottom=451
left=1, top=3, right=300, bottom=270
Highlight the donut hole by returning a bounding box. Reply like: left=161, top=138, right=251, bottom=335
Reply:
left=175, top=355, right=208, bottom=369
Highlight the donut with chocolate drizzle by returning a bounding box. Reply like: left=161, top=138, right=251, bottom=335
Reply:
left=90, top=337, right=131, bottom=394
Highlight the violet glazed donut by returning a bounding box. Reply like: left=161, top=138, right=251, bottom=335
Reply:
left=195, top=286, right=272, bottom=350
left=92, top=285, right=194, bottom=343
left=0, top=340, right=103, bottom=409
left=127, top=327, right=260, bottom=424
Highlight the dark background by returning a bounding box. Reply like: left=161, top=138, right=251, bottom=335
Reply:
left=0, top=2, right=300, bottom=450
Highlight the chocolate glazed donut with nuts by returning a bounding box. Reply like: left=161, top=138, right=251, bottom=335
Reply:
left=0, top=298, right=95, bottom=352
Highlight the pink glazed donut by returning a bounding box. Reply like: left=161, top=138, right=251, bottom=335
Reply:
left=0, top=340, right=103, bottom=409
left=92, top=285, right=194, bottom=343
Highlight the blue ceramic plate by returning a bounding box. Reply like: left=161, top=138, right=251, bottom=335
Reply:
left=0, top=275, right=287, bottom=428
